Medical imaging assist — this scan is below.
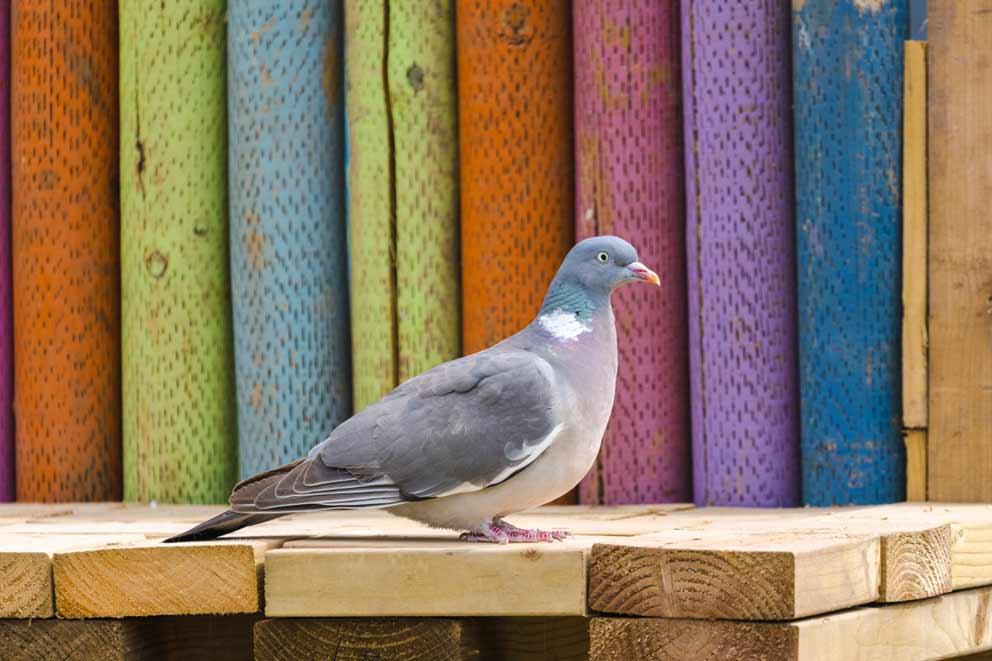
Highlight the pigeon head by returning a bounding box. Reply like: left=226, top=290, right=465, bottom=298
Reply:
left=538, top=236, right=659, bottom=320
left=555, top=236, right=659, bottom=292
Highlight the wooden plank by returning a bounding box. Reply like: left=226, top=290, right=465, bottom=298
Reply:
left=903, top=40, right=929, bottom=429
left=590, top=586, right=992, bottom=659
left=254, top=618, right=468, bottom=661
left=0, top=504, right=227, bottom=537
left=828, top=503, right=992, bottom=591
left=652, top=506, right=952, bottom=603
left=0, top=615, right=256, bottom=661
left=264, top=539, right=590, bottom=617
left=469, top=617, right=588, bottom=661
left=905, top=429, right=928, bottom=501
left=53, top=539, right=277, bottom=617
left=928, top=0, right=992, bottom=502
left=588, top=529, right=880, bottom=620
left=0, top=534, right=145, bottom=618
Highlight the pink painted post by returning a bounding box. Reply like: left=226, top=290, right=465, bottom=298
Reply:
left=0, top=4, right=11, bottom=501
left=574, top=0, right=690, bottom=503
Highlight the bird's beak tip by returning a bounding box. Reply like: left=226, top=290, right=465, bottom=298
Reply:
left=628, top=262, right=660, bottom=286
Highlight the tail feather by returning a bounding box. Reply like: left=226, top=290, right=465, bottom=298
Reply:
left=162, top=509, right=285, bottom=543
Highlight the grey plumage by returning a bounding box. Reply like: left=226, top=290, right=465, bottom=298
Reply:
left=165, top=236, right=658, bottom=543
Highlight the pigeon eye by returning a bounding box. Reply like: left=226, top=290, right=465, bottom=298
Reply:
left=596, top=251, right=609, bottom=263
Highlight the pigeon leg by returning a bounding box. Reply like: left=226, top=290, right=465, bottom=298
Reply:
left=459, top=521, right=511, bottom=544
left=458, top=519, right=572, bottom=543
left=492, top=517, right=571, bottom=542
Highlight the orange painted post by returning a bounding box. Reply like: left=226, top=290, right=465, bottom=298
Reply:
left=11, top=1, right=121, bottom=501
left=457, top=0, right=575, bottom=354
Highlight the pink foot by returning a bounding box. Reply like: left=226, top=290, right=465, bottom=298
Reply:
left=459, top=519, right=571, bottom=543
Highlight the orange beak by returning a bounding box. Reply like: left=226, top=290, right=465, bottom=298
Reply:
left=627, top=261, right=660, bottom=286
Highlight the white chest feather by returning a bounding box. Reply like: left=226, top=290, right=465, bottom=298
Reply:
left=538, top=310, right=591, bottom=341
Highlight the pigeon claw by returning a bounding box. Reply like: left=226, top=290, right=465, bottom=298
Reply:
left=459, top=519, right=571, bottom=543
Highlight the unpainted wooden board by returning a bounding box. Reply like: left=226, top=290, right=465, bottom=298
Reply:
left=903, top=40, right=928, bottom=429
left=589, top=529, right=881, bottom=620
left=0, top=534, right=145, bottom=618
left=53, top=539, right=278, bottom=617
left=0, top=615, right=257, bottom=661
left=827, top=503, right=992, bottom=591
left=254, top=618, right=468, bottom=661
left=905, top=430, right=928, bottom=501
left=928, top=0, right=992, bottom=502
left=468, top=617, right=588, bottom=661
left=264, top=539, right=590, bottom=617
left=590, top=586, right=992, bottom=660
left=651, top=506, right=952, bottom=603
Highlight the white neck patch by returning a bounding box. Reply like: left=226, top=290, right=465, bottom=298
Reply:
left=538, top=310, right=591, bottom=341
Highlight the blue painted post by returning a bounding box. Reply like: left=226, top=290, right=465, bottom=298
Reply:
left=793, top=0, right=906, bottom=505
left=228, top=2, right=352, bottom=477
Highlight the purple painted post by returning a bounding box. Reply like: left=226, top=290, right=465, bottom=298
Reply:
left=0, top=4, right=11, bottom=502
left=682, top=1, right=800, bottom=506
left=574, top=0, right=690, bottom=503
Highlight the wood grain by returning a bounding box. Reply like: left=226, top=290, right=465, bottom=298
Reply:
left=903, top=40, right=928, bottom=429
left=590, top=617, right=797, bottom=661
left=905, top=429, right=928, bottom=501
left=0, top=615, right=256, bottom=661
left=469, top=617, right=588, bottom=660
left=264, top=541, right=588, bottom=617
left=588, top=529, right=880, bottom=620
left=254, top=618, right=467, bottom=661
left=53, top=540, right=276, bottom=617
left=0, top=534, right=145, bottom=619
left=928, top=0, right=992, bottom=502
left=642, top=507, right=952, bottom=604
left=591, top=586, right=992, bottom=661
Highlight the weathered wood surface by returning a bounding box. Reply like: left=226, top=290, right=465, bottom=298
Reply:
left=573, top=0, right=690, bottom=506
left=590, top=529, right=881, bottom=620
left=254, top=618, right=469, bottom=661
left=458, top=0, right=574, bottom=354
left=0, top=1, right=11, bottom=503
left=906, top=429, right=928, bottom=501
left=0, top=534, right=145, bottom=618
left=0, top=615, right=257, bottom=661
left=683, top=0, right=800, bottom=508
left=120, top=0, right=237, bottom=503
left=928, top=0, right=992, bottom=502
left=3, top=503, right=992, bottom=622
left=264, top=539, right=591, bottom=617
left=227, top=1, right=352, bottom=478
left=53, top=539, right=277, bottom=618
left=11, top=0, right=121, bottom=502
left=794, top=0, right=906, bottom=505
left=903, top=40, right=929, bottom=430
left=591, top=585, right=992, bottom=660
